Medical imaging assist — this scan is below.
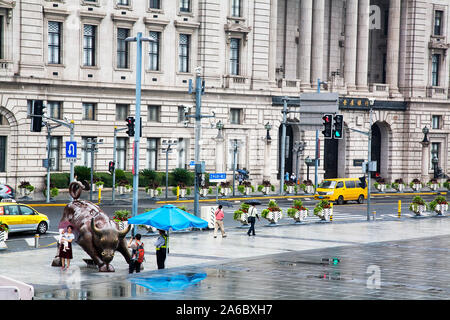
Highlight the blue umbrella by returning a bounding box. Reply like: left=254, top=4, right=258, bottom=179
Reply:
left=130, top=272, right=207, bottom=292
left=127, top=204, right=208, bottom=231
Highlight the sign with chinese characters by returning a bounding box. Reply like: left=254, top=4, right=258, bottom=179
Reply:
left=340, top=98, right=370, bottom=108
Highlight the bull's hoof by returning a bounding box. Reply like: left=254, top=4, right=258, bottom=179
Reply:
left=98, top=264, right=115, bottom=272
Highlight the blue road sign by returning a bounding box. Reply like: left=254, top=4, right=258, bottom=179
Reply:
left=66, top=141, right=77, bottom=158
left=209, top=173, right=227, bottom=182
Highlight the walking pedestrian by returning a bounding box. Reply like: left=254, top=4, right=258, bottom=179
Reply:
left=290, top=173, right=296, bottom=183
left=128, top=233, right=144, bottom=273
left=154, top=229, right=168, bottom=269
left=59, top=225, right=74, bottom=270
left=214, top=205, right=227, bottom=238
left=247, top=203, right=260, bottom=236
left=285, top=172, right=290, bottom=182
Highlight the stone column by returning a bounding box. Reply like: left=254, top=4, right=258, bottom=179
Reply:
left=297, top=0, right=313, bottom=89
left=344, top=0, right=358, bottom=91
left=214, top=135, right=225, bottom=173
left=263, top=139, right=272, bottom=180
left=421, top=141, right=430, bottom=183
left=356, top=0, right=370, bottom=91
left=311, top=0, right=324, bottom=88
left=386, top=0, right=401, bottom=95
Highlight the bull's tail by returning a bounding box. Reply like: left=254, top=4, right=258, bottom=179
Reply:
left=69, top=181, right=84, bottom=200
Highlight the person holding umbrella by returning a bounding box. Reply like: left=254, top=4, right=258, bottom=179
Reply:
left=154, top=229, right=168, bottom=269
left=247, top=203, right=260, bottom=236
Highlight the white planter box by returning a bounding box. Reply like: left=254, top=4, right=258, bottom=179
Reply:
left=0, top=230, right=8, bottom=242
left=221, top=188, right=231, bottom=196
left=305, top=185, right=314, bottom=194
left=179, top=189, right=186, bottom=198
left=91, top=184, right=96, bottom=192
left=240, top=212, right=249, bottom=224
left=395, top=184, right=404, bottom=192
left=412, top=184, right=422, bottom=191
left=287, top=186, right=294, bottom=194
left=265, top=210, right=283, bottom=223
left=118, top=186, right=125, bottom=194
left=245, top=187, right=252, bottom=195
left=414, top=204, right=426, bottom=216
left=430, top=184, right=439, bottom=191
left=317, top=208, right=332, bottom=221
left=376, top=184, right=386, bottom=192
left=435, top=204, right=448, bottom=215
left=200, top=189, right=209, bottom=197
left=293, top=210, right=308, bottom=222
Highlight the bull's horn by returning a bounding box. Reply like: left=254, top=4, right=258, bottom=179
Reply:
left=118, top=224, right=131, bottom=238
left=91, top=218, right=103, bottom=237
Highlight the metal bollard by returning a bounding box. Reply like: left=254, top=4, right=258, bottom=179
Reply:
left=34, top=234, right=39, bottom=248
left=372, top=211, right=376, bottom=221
left=98, top=187, right=102, bottom=204
left=329, top=203, right=333, bottom=221
left=398, top=200, right=401, bottom=218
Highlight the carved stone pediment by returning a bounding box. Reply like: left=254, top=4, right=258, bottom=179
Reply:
left=224, top=22, right=252, bottom=43
left=0, top=0, right=15, bottom=9
left=429, top=36, right=450, bottom=50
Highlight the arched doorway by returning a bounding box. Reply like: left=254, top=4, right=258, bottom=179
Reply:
left=371, top=121, right=390, bottom=179
left=278, top=124, right=294, bottom=179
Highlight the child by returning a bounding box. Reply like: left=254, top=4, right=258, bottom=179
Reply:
left=58, top=228, right=69, bottom=252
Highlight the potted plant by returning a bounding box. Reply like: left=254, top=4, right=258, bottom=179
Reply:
left=219, top=181, right=232, bottom=196
left=428, top=195, right=448, bottom=216
left=200, top=182, right=213, bottom=197
left=284, top=181, right=295, bottom=194
left=374, top=177, right=386, bottom=192
left=257, top=180, right=273, bottom=195
left=427, top=178, right=440, bottom=191
left=302, top=180, right=314, bottom=194
left=118, top=179, right=129, bottom=194
left=287, top=199, right=309, bottom=223
left=95, top=180, right=104, bottom=190
left=125, top=184, right=132, bottom=193
left=409, top=196, right=427, bottom=216
left=233, top=203, right=250, bottom=225
left=261, top=200, right=283, bottom=224
left=314, top=200, right=332, bottom=221
left=18, top=181, right=35, bottom=197
left=444, top=179, right=450, bottom=190
left=392, top=178, right=405, bottom=192
left=113, top=210, right=131, bottom=230
left=410, top=179, right=422, bottom=191
left=0, top=222, right=9, bottom=246
left=146, top=182, right=161, bottom=198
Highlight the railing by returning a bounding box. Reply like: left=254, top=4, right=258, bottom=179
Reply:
left=426, top=86, right=447, bottom=98
left=369, top=83, right=389, bottom=95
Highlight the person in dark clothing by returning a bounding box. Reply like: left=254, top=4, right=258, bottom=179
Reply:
left=247, top=204, right=260, bottom=236
left=154, top=229, right=168, bottom=269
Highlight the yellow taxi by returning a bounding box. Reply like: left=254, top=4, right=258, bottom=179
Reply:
left=314, top=178, right=367, bottom=205
left=0, top=200, right=50, bottom=234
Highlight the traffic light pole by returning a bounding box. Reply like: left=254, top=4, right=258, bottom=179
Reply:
left=280, top=97, right=288, bottom=195
left=112, top=126, right=127, bottom=204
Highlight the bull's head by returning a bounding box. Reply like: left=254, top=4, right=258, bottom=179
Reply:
left=91, top=218, right=130, bottom=264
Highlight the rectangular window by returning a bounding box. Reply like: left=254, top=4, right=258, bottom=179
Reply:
left=47, top=101, right=62, bottom=120
left=49, top=137, right=61, bottom=171
left=230, top=38, right=240, bottom=75
left=149, top=0, right=161, bottom=9
left=431, top=142, right=440, bottom=170
left=48, top=21, right=62, bottom=64
left=117, top=0, right=129, bottom=5
left=83, top=25, right=96, bottom=66
left=345, top=180, right=356, bottom=188
left=177, top=138, right=187, bottom=169
left=230, top=108, right=241, bottom=124
left=117, top=28, right=130, bottom=69
left=179, top=34, right=190, bottom=73
left=0, top=16, right=3, bottom=60
left=434, top=10, right=443, bottom=36
left=231, top=0, right=241, bottom=17
left=0, top=136, right=6, bottom=172
left=116, top=104, right=129, bottom=121
left=432, top=54, right=440, bottom=86
left=148, top=105, right=160, bottom=122
left=432, top=115, right=442, bottom=129
left=227, top=139, right=243, bottom=170
left=178, top=106, right=186, bottom=123
left=82, top=103, right=96, bottom=120
left=147, top=138, right=158, bottom=170
left=116, top=137, right=127, bottom=170
left=180, top=0, right=190, bottom=12
left=149, top=31, right=160, bottom=71
left=81, top=137, right=95, bottom=168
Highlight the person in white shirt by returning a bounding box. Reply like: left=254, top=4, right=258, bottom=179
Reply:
left=59, top=226, right=75, bottom=270
left=247, top=204, right=260, bottom=236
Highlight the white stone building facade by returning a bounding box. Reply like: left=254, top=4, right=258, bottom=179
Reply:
left=0, top=0, right=449, bottom=190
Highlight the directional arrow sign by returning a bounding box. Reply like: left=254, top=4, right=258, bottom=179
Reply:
left=66, top=141, right=77, bottom=158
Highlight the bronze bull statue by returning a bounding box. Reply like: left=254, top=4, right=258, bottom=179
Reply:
left=58, top=181, right=132, bottom=272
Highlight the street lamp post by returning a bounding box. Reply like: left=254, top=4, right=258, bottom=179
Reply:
left=161, top=140, right=177, bottom=199
left=264, top=122, right=272, bottom=141
left=126, top=32, right=151, bottom=234
left=232, top=140, right=239, bottom=197
left=293, top=141, right=306, bottom=184
left=420, top=126, right=430, bottom=183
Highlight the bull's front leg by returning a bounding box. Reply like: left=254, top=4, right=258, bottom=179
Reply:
left=116, top=238, right=132, bottom=264
left=77, top=233, right=109, bottom=272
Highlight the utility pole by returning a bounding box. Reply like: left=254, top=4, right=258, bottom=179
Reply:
left=84, top=138, right=103, bottom=202
left=280, top=97, right=288, bottom=195
left=185, top=67, right=215, bottom=217
left=232, top=140, right=239, bottom=196
left=126, top=32, right=151, bottom=234
left=161, top=140, right=177, bottom=200
left=112, top=126, right=127, bottom=204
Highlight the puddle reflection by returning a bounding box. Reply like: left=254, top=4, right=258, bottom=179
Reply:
left=130, top=272, right=207, bottom=292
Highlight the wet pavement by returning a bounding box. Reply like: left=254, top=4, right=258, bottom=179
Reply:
left=3, top=215, right=450, bottom=300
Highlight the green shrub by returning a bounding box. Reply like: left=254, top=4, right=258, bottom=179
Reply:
left=74, top=166, right=91, bottom=181
left=50, top=173, right=70, bottom=189
left=172, top=168, right=194, bottom=186
left=95, top=172, right=113, bottom=188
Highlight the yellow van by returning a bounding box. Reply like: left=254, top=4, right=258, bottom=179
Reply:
left=314, top=178, right=367, bottom=205
left=0, top=201, right=50, bottom=234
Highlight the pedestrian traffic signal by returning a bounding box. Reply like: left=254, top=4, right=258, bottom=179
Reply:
left=333, top=114, right=344, bottom=139
left=30, top=100, right=45, bottom=132
left=108, top=161, right=115, bottom=174
left=322, top=114, right=333, bottom=139
left=126, top=116, right=135, bottom=137
left=359, top=176, right=367, bottom=189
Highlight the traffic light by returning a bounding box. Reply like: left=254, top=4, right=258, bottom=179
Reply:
left=359, top=176, right=367, bottom=189
left=333, top=114, right=344, bottom=139
left=126, top=116, right=135, bottom=137
left=108, top=161, right=115, bottom=174
left=322, top=114, right=333, bottom=139
left=30, top=100, right=45, bottom=132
